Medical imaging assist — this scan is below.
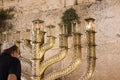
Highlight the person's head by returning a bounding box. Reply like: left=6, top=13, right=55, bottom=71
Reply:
left=2, top=42, right=20, bottom=58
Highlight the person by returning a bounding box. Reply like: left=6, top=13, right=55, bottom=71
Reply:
left=0, top=42, right=21, bottom=80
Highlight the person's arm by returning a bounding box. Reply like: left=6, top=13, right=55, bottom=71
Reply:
left=8, top=74, right=17, bottom=80
left=8, top=58, right=21, bottom=80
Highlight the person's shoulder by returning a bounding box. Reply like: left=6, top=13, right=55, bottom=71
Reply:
left=11, top=57, right=20, bottom=63
left=12, top=57, right=20, bottom=61
left=0, top=53, right=11, bottom=60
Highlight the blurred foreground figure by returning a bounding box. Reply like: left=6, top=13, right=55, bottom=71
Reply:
left=0, top=42, right=21, bottom=80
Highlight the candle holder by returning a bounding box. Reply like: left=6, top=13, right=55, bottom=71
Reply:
left=2, top=31, right=13, bottom=42
left=59, top=22, right=68, bottom=35
left=85, top=18, right=95, bottom=31
left=2, top=31, right=8, bottom=42
left=32, top=19, right=44, bottom=31
left=72, top=20, right=81, bottom=33
left=46, top=25, right=55, bottom=36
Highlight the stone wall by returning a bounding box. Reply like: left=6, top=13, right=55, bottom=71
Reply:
left=1, top=0, right=120, bottom=80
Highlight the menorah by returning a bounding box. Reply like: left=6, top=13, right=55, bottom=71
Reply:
left=0, top=18, right=96, bottom=80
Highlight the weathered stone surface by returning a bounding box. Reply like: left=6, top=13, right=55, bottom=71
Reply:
left=1, top=0, right=120, bottom=80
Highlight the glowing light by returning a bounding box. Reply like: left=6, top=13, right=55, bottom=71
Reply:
left=86, top=24, right=91, bottom=30
left=85, top=18, right=95, bottom=31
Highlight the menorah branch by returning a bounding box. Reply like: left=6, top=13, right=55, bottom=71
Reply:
left=80, top=18, right=96, bottom=80
left=21, top=39, right=32, bottom=53
left=21, top=72, right=31, bottom=80
left=39, top=36, right=55, bottom=59
left=39, top=47, right=68, bottom=76
left=31, top=20, right=56, bottom=80
left=20, top=56, right=32, bottom=79
left=42, top=43, right=81, bottom=80
left=42, top=58, right=81, bottom=80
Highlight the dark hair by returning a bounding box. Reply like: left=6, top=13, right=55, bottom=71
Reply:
left=3, top=45, right=18, bottom=55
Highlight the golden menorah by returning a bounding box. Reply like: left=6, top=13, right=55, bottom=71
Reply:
left=0, top=18, right=96, bottom=80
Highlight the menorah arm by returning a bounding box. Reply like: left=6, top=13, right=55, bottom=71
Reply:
left=42, top=57, right=81, bottom=80
left=39, top=36, right=55, bottom=59
left=19, top=56, right=32, bottom=65
left=79, top=57, right=96, bottom=80
left=39, top=48, right=68, bottom=76
left=21, top=71, right=31, bottom=80
left=21, top=39, right=32, bottom=53
left=19, top=56, right=32, bottom=78
left=14, top=40, right=21, bottom=48
left=80, top=47, right=96, bottom=80
left=41, top=45, right=81, bottom=80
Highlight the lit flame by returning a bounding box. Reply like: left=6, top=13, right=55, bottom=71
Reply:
left=85, top=18, right=95, bottom=31
left=86, top=24, right=91, bottom=30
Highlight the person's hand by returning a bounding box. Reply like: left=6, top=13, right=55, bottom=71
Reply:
left=8, top=74, right=17, bottom=80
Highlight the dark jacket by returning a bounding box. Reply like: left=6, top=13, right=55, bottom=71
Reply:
left=0, top=52, right=21, bottom=80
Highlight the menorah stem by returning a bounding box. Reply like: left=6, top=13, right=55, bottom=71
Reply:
left=31, top=59, right=41, bottom=80
left=31, top=19, right=45, bottom=80
left=31, top=29, right=46, bottom=80
left=31, top=25, right=56, bottom=80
